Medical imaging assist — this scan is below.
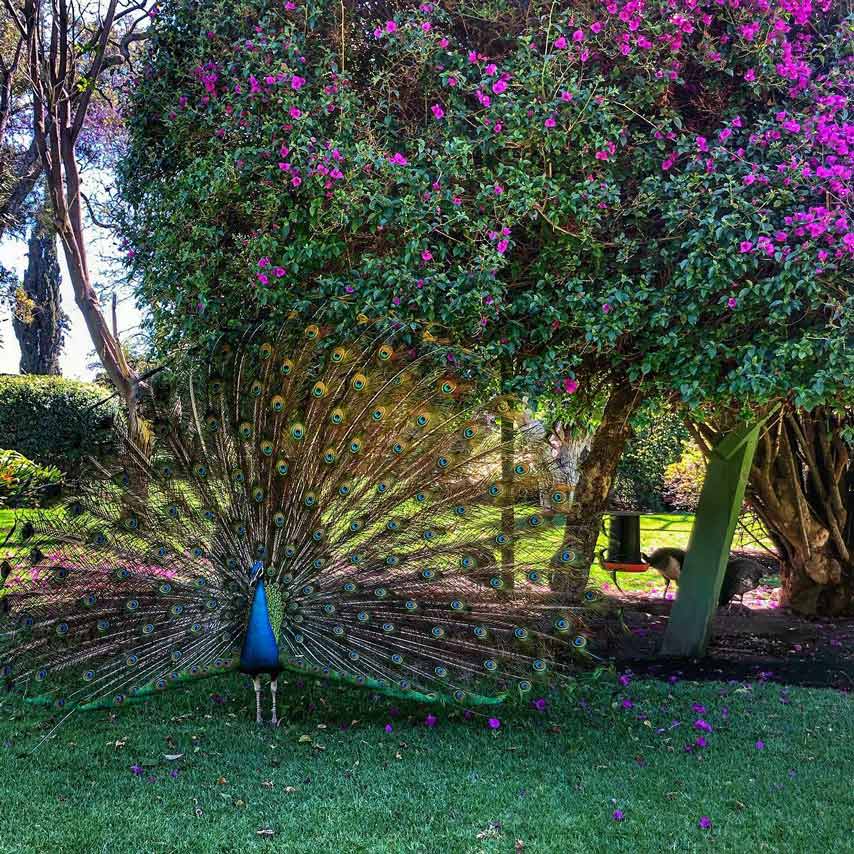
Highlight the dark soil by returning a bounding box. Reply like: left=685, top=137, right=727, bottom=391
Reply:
left=597, top=551, right=854, bottom=691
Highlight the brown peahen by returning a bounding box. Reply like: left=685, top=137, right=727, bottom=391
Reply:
left=645, top=547, right=766, bottom=606
left=0, top=318, right=598, bottom=726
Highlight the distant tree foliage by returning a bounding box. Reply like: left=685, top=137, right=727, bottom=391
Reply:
left=10, top=215, right=68, bottom=375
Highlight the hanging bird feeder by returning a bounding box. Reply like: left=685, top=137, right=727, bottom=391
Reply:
left=600, top=511, right=649, bottom=574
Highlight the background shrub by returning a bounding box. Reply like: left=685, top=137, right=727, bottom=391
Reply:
left=0, top=449, right=61, bottom=508
left=0, top=375, right=118, bottom=471
left=611, top=405, right=689, bottom=512
left=662, top=444, right=707, bottom=512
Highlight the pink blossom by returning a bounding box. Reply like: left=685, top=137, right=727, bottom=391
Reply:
left=431, top=103, right=445, bottom=120
left=572, top=29, right=585, bottom=42
left=496, top=239, right=509, bottom=254
left=291, top=176, right=302, bottom=187
left=421, top=249, right=433, bottom=261
left=492, top=79, right=508, bottom=95
left=388, top=152, right=408, bottom=166
left=727, top=297, right=737, bottom=309
left=385, top=20, right=397, bottom=33
left=291, top=75, right=305, bottom=90
left=739, top=241, right=753, bottom=253
left=562, top=377, right=579, bottom=394
left=487, top=717, right=501, bottom=729
left=544, top=116, right=557, bottom=128
left=554, top=35, right=567, bottom=49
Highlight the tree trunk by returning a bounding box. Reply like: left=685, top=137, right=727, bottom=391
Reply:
left=747, top=408, right=852, bottom=615
left=11, top=214, right=67, bottom=374
left=550, top=381, right=642, bottom=597
left=499, top=411, right=516, bottom=591
left=499, top=360, right=515, bottom=591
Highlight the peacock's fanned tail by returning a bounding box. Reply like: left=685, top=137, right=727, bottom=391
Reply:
left=0, top=317, right=597, bottom=715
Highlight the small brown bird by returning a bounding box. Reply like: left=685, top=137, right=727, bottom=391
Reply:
left=644, top=548, right=766, bottom=607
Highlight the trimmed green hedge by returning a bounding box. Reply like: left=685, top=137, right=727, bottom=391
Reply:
left=0, top=374, right=118, bottom=471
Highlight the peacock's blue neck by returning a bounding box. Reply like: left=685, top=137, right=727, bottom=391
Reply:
left=239, top=580, right=281, bottom=676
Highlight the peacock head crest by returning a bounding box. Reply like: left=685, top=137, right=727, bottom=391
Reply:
left=249, top=560, right=265, bottom=586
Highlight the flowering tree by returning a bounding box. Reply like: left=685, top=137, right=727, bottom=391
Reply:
left=120, top=0, right=852, bottom=602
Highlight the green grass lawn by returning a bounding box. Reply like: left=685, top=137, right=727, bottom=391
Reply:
left=0, top=673, right=850, bottom=853
left=0, top=509, right=15, bottom=542
left=0, top=508, right=844, bottom=852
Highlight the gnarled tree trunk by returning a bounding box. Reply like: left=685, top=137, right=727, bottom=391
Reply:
left=550, top=380, right=642, bottom=597
left=748, top=408, right=852, bottom=615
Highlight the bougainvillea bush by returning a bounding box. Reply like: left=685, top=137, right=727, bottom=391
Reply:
left=119, top=0, right=853, bottom=412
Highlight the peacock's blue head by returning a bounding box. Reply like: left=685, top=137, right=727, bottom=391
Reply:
left=249, top=560, right=264, bottom=586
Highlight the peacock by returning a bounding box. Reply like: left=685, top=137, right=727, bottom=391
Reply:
left=0, top=316, right=599, bottom=727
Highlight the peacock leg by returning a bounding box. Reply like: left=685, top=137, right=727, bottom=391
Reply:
left=270, top=679, right=278, bottom=727
left=663, top=579, right=670, bottom=599
left=253, top=676, right=263, bottom=725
